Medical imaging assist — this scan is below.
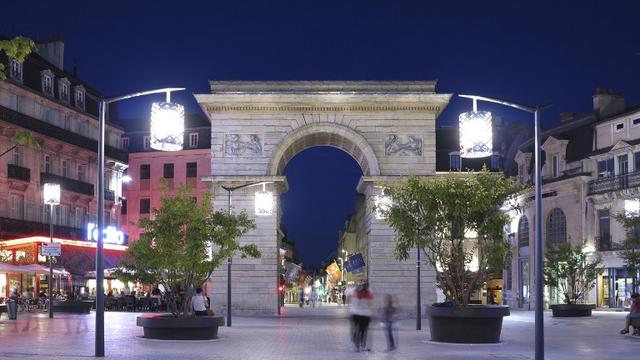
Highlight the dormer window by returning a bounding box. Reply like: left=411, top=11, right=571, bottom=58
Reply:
left=9, top=59, right=23, bottom=82
left=41, top=69, right=54, bottom=97
left=74, top=86, right=85, bottom=110
left=58, top=78, right=70, bottom=103
left=551, top=154, right=560, bottom=177
left=615, top=122, right=625, bottom=132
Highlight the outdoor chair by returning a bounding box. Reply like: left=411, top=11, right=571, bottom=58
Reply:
left=125, top=296, right=135, bottom=311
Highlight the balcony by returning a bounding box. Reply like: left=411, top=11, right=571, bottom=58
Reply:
left=105, top=189, right=115, bottom=201
left=41, top=172, right=94, bottom=196
left=588, top=171, right=640, bottom=195
left=7, top=164, right=31, bottom=182
left=596, top=236, right=622, bottom=251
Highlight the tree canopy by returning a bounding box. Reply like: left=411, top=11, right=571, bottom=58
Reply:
left=543, top=243, right=602, bottom=304
left=382, top=169, right=524, bottom=306
left=0, top=36, right=35, bottom=80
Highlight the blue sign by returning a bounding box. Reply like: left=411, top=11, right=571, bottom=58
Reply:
left=345, top=253, right=365, bottom=273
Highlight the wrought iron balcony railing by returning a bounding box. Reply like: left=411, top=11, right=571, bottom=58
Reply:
left=588, top=171, right=640, bottom=195
left=595, top=236, right=622, bottom=251
left=7, top=164, right=31, bottom=182
left=41, top=172, right=94, bottom=196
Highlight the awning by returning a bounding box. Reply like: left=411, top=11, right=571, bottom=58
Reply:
left=0, top=263, right=70, bottom=275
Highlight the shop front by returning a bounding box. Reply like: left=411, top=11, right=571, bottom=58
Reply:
left=597, top=268, right=638, bottom=309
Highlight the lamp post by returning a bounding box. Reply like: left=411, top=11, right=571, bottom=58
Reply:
left=458, top=94, right=551, bottom=360
left=43, top=182, right=60, bottom=319
left=221, top=181, right=274, bottom=327
left=94, top=87, right=184, bottom=357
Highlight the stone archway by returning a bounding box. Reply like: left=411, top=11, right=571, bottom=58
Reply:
left=196, top=81, right=451, bottom=315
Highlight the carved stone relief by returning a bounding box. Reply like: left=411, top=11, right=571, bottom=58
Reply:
left=224, top=134, right=263, bottom=156
left=384, top=134, right=422, bottom=156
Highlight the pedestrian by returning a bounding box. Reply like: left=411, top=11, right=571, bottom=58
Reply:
left=347, top=281, right=374, bottom=352
left=299, top=288, right=305, bottom=308
left=620, top=293, right=640, bottom=335
left=310, top=288, right=317, bottom=308
left=382, top=294, right=397, bottom=351
left=191, top=287, right=208, bottom=316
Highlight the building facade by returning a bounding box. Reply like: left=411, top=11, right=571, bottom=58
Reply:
left=120, top=114, right=211, bottom=242
left=0, top=39, right=128, bottom=297
left=509, top=89, right=640, bottom=310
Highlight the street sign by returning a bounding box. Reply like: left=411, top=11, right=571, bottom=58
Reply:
left=41, top=243, right=61, bottom=257
left=345, top=253, right=365, bottom=272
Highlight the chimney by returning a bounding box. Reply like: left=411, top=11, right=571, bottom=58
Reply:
left=593, top=88, right=625, bottom=118
left=35, top=37, right=64, bottom=70
left=559, top=112, right=575, bottom=122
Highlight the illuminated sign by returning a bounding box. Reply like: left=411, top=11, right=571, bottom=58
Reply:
left=87, top=223, right=125, bottom=245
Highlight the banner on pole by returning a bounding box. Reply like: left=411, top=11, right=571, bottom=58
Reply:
left=345, top=253, right=365, bottom=273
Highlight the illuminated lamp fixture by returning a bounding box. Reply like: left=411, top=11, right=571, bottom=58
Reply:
left=255, top=183, right=274, bottom=216
left=43, top=183, right=61, bottom=205
left=150, top=91, right=184, bottom=151
left=459, top=98, right=493, bottom=158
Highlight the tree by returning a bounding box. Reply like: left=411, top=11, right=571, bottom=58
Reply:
left=382, top=169, right=524, bottom=306
left=0, top=131, right=41, bottom=158
left=613, top=207, right=640, bottom=293
left=543, top=243, right=602, bottom=304
left=0, top=36, right=35, bottom=80
left=115, top=187, right=260, bottom=317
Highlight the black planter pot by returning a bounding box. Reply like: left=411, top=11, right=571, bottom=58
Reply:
left=550, top=304, right=595, bottom=317
left=136, top=314, right=225, bottom=340
left=427, top=305, right=510, bottom=343
left=52, top=300, right=93, bottom=314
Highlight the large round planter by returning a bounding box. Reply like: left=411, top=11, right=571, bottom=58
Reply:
left=52, top=300, right=93, bottom=314
left=427, top=305, right=510, bottom=343
left=550, top=304, right=595, bottom=317
left=136, top=314, right=225, bottom=340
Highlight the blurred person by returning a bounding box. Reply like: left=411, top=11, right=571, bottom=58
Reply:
left=310, top=288, right=318, bottom=308
left=299, top=288, right=305, bottom=308
left=620, top=293, right=640, bottom=335
left=347, top=281, right=374, bottom=352
left=382, top=294, right=397, bottom=351
left=192, top=287, right=208, bottom=316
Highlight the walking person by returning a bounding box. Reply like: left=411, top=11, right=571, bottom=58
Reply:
left=347, top=281, right=374, bottom=352
left=620, top=293, right=640, bottom=335
left=299, top=288, right=305, bottom=308
left=310, top=288, right=317, bottom=308
left=382, top=294, right=397, bottom=351
left=191, top=287, right=208, bottom=316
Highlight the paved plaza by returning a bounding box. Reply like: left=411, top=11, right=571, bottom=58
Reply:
left=0, top=308, right=638, bottom=359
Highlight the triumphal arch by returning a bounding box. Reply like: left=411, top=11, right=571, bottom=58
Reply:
left=195, top=81, right=451, bottom=315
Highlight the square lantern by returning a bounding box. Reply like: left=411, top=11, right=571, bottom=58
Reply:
left=255, top=190, right=274, bottom=216
left=150, top=101, right=184, bottom=151
left=43, top=183, right=61, bottom=205
left=459, top=110, right=493, bottom=158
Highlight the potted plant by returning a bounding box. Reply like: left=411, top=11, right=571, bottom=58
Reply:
left=382, top=169, right=523, bottom=343
left=116, top=187, right=260, bottom=340
left=544, top=243, right=602, bottom=317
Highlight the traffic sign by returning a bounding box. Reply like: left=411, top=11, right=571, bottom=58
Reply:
left=41, top=243, right=61, bottom=257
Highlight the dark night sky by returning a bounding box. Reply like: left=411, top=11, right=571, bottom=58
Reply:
left=3, top=0, right=639, bottom=266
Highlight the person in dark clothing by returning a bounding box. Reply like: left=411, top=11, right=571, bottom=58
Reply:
left=382, top=294, right=397, bottom=351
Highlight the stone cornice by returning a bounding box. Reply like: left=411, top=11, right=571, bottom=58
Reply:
left=208, top=80, right=438, bottom=94
left=201, top=103, right=445, bottom=113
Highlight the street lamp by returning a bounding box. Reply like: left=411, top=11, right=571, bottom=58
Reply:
left=221, top=181, right=274, bottom=327
left=94, top=87, right=184, bottom=357
left=459, top=94, right=551, bottom=360
left=43, top=182, right=60, bottom=319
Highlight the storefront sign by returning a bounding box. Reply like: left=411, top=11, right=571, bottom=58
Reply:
left=87, top=223, right=126, bottom=245
left=41, top=243, right=61, bottom=257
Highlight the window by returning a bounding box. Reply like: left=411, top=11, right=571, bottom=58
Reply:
left=139, top=198, right=151, bottom=214
left=77, top=165, right=86, bottom=182
left=75, top=207, right=86, bottom=228
left=58, top=78, right=70, bottom=103
left=43, top=155, right=51, bottom=173
left=598, top=158, right=614, bottom=178
left=140, top=164, right=151, bottom=180
left=546, top=208, right=567, bottom=249
left=9, top=59, right=23, bottom=81
left=186, top=162, right=197, bottom=178
left=163, top=163, right=174, bottom=179
left=618, top=154, right=629, bottom=175
left=61, top=160, right=68, bottom=177
left=11, top=147, right=22, bottom=166
left=635, top=152, right=640, bottom=173
left=121, top=137, right=130, bottom=150
left=551, top=154, right=560, bottom=177
left=490, top=154, right=500, bottom=170
left=74, top=86, right=85, bottom=110
left=518, top=216, right=529, bottom=248
left=615, top=122, right=625, bottom=132
left=449, top=154, right=461, bottom=171
left=143, top=136, right=151, bottom=150
left=121, top=199, right=127, bottom=215
left=60, top=205, right=70, bottom=226
left=597, top=209, right=611, bottom=251
left=633, top=118, right=640, bottom=127
left=10, top=195, right=24, bottom=219
left=41, top=70, right=54, bottom=96
left=189, top=133, right=199, bottom=148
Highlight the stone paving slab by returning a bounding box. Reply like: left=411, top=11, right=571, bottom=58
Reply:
left=0, top=309, right=638, bottom=359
